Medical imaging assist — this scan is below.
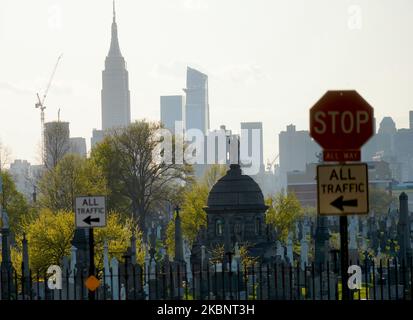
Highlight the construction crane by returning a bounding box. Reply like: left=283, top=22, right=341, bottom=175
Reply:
left=266, top=153, right=279, bottom=171
left=35, top=54, right=63, bottom=165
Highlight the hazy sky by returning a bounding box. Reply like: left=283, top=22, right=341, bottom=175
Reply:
left=1, top=0, right=412, bottom=166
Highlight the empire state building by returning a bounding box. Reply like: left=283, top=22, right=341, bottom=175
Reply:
left=101, top=2, right=131, bottom=130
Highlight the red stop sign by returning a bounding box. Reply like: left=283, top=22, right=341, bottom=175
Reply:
left=309, top=90, right=374, bottom=161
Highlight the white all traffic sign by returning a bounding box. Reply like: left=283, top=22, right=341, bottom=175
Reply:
left=75, top=196, right=107, bottom=228
left=317, top=163, right=369, bottom=215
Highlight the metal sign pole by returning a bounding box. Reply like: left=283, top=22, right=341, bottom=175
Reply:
left=339, top=215, right=349, bottom=300
left=88, top=228, right=95, bottom=301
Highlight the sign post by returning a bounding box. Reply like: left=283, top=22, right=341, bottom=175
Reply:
left=75, top=195, right=107, bottom=300
left=88, top=228, right=95, bottom=301
left=310, top=90, right=374, bottom=300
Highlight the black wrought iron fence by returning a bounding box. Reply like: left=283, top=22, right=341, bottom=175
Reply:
left=1, top=257, right=412, bottom=300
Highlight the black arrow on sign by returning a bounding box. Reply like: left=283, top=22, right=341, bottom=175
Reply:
left=83, top=216, right=100, bottom=225
left=330, top=196, right=358, bottom=211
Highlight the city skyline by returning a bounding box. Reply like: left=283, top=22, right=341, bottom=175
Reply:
left=1, top=0, right=413, bottom=165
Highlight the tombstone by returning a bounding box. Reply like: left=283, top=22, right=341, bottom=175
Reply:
left=295, top=221, right=300, bottom=240
left=397, top=192, right=412, bottom=263
left=369, top=217, right=379, bottom=250
left=348, top=216, right=359, bottom=263
left=156, top=225, right=162, bottom=239
left=300, top=232, right=309, bottom=270
left=361, top=218, right=367, bottom=236
left=183, top=240, right=192, bottom=283
left=21, top=233, right=31, bottom=297
left=286, top=233, right=294, bottom=264
left=377, top=245, right=382, bottom=258
left=110, top=257, right=119, bottom=300
left=103, top=241, right=111, bottom=293
left=61, top=256, right=70, bottom=299
left=174, top=208, right=184, bottom=264
left=143, top=246, right=150, bottom=299
left=130, top=233, right=137, bottom=265
left=71, top=228, right=88, bottom=298
left=386, top=216, right=392, bottom=229
left=147, top=257, right=157, bottom=298
left=1, top=210, right=14, bottom=299
left=314, top=216, right=330, bottom=267
left=69, top=246, right=77, bottom=284
left=276, top=241, right=284, bottom=261
left=120, top=283, right=126, bottom=300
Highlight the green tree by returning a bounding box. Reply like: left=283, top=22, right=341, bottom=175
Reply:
left=11, top=209, right=144, bottom=274
left=38, top=154, right=107, bottom=212
left=166, top=164, right=227, bottom=257
left=90, top=120, right=192, bottom=234
left=369, top=187, right=395, bottom=215
left=17, top=209, right=75, bottom=273
left=265, top=192, right=304, bottom=243
left=0, top=171, right=30, bottom=233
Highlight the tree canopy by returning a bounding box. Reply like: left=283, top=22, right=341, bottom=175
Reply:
left=38, top=153, right=107, bottom=212
left=90, top=120, right=192, bottom=234
left=265, top=192, right=304, bottom=243
left=369, top=187, right=395, bottom=215
left=0, top=170, right=30, bottom=233
left=11, top=209, right=143, bottom=274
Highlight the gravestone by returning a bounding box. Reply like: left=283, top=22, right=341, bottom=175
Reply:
left=314, top=216, right=330, bottom=267
left=348, top=216, right=358, bottom=263
left=300, top=225, right=309, bottom=270
left=21, top=233, right=30, bottom=297
left=1, top=211, right=14, bottom=299
left=103, top=241, right=111, bottom=293
left=69, top=246, right=77, bottom=284
left=397, top=193, right=412, bottom=263
left=110, top=257, right=119, bottom=300
left=276, top=241, right=284, bottom=261
left=286, top=233, right=293, bottom=264
left=130, top=233, right=136, bottom=264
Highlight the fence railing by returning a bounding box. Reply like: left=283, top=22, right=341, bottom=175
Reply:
left=1, top=257, right=412, bottom=300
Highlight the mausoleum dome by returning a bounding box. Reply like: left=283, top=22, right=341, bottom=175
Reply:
left=205, top=164, right=268, bottom=212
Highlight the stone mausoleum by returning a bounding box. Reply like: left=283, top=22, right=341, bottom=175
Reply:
left=191, top=163, right=276, bottom=265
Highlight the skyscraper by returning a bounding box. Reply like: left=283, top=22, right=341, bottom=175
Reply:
left=101, top=2, right=131, bottom=130
left=160, top=95, right=185, bottom=133
left=184, top=67, right=209, bottom=134
left=44, top=121, right=70, bottom=169
left=278, top=124, right=320, bottom=188
left=69, top=137, right=87, bottom=157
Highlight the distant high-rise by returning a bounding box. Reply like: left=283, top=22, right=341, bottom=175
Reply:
left=410, top=110, right=413, bottom=130
left=378, top=117, right=397, bottom=135
left=376, top=117, right=397, bottom=158
left=69, top=137, right=87, bottom=157
left=91, top=129, right=105, bottom=149
left=9, top=160, right=33, bottom=200
left=44, top=121, right=70, bottom=169
left=101, top=2, right=131, bottom=130
left=184, top=67, right=209, bottom=134
left=160, top=95, right=185, bottom=133
left=278, top=124, right=321, bottom=188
